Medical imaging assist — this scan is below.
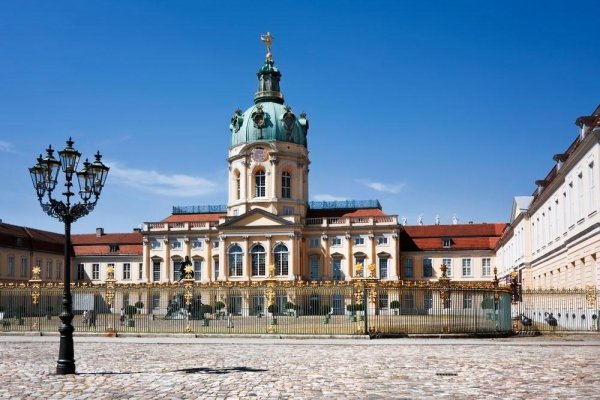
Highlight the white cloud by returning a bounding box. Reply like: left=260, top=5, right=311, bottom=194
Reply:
left=357, top=179, right=405, bottom=194
left=0, top=140, right=14, bottom=152
left=106, top=161, right=220, bottom=197
left=312, top=194, right=348, bottom=202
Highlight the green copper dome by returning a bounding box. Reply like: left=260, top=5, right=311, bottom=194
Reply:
left=229, top=58, right=308, bottom=148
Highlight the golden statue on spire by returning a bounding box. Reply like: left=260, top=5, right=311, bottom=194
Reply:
left=260, top=32, right=273, bottom=60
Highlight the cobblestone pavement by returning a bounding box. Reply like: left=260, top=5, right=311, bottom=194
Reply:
left=1, top=334, right=600, bottom=399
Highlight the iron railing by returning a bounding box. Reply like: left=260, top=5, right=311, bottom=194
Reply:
left=0, top=280, right=512, bottom=336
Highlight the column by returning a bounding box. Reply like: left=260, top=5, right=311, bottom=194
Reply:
left=243, top=236, right=251, bottom=279
left=164, top=238, right=171, bottom=283
left=204, top=238, right=212, bottom=282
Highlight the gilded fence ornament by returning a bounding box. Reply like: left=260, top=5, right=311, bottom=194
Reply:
left=267, top=264, right=275, bottom=278
left=29, top=265, right=42, bottom=305
left=183, top=264, right=195, bottom=307
left=367, top=263, right=376, bottom=278
left=585, top=284, right=597, bottom=309
left=354, top=263, right=363, bottom=278
left=105, top=266, right=116, bottom=307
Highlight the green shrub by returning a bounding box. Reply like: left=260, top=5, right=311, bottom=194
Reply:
left=284, top=301, right=295, bottom=310
left=213, top=301, right=225, bottom=311
left=267, top=304, right=278, bottom=314
left=125, top=305, right=138, bottom=317
left=319, top=304, right=331, bottom=315
left=134, top=301, right=144, bottom=309
left=390, top=300, right=400, bottom=309
left=481, top=297, right=495, bottom=310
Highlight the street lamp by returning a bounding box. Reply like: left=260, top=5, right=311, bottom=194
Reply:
left=29, top=138, right=109, bottom=375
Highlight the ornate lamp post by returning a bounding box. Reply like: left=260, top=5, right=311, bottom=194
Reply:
left=29, top=138, right=109, bottom=375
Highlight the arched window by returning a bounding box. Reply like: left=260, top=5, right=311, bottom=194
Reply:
left=233, top=170, right=241, bottom=200
left=274, top=244, right=289, bottom=276
left=228, top=245, right=243, bottom=276
left=254, top=169, right=266, bottom=197
left=281, top=171, right=291, bottom=198
left=251, top=244, right=266, bottom=276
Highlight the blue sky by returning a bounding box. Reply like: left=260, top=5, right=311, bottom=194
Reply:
left=1, top=1, right=599, bottom=234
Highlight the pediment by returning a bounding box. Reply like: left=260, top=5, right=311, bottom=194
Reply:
left=219, top=208, right=292, bottom=229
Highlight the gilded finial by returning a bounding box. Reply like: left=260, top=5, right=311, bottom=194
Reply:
left=260, top=32, right=273, bottom=60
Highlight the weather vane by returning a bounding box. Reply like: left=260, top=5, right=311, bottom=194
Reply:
left=260, top=32, right=273, bottom=60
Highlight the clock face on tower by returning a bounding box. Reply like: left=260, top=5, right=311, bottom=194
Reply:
left=251, top=147, right=268, bottom=162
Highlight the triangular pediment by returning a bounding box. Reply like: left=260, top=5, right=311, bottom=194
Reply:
left=510, top=196, right=533, bottom=223
left=219, top=208, right=293, bottom=229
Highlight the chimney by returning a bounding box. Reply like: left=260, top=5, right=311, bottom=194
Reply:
left=96, top=227, right=104, bottom=237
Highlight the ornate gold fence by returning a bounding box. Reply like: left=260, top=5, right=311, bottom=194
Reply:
left=0, top=279, right=512, bottom=336
left=513, top=287, right=600, bottom=332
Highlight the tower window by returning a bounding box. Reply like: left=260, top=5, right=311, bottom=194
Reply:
left=254, top=169, right=266, bottom=197
left=235, top=171, right=241, bottom=200
left=282, top=172, right=291, bottom=198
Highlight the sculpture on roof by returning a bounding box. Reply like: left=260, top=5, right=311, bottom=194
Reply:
left=260, top=32, right=273, bottom=60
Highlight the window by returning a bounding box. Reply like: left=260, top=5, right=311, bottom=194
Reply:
left=57, top=261, right=61, bottom=279
left=282, top=171, right=291, bottom=198
left=283, top=207, right=293, bottom=216
left=442, top=258, right=452, bottom=276
left=109, top=244, right=119, bottom=253
left=235, top=171, right=241, bottom=200
left=194, top=259, right=202, bottom=281
left=378, top=293, right=389, bottom=309
left=403, top=258, right=414, bottom=278
left=171, top=240, right=182, bottom=250
left=214, top=258, right=220, bottom=279
left=233, top=209, right=238, bottom=216
left=332, top=257, right=343, bottom=281
left=309, top=238, right=320, bottom=248
left=463, top=293, right=473, bottom=309
left=138, top=263, right=143, bottom=280
left=377, top=236, right=388, bottom=245
left=424, top=291, right=433, bottom=309
left=255, top=169, right=266, bottom=197
left=123, top=293, right=130, bottom=307
left=150, top=239, right=161, bottom=250
left=76, top=263, right=85, bottom=281
left=462, top=258, right=472, bottom=276
left=152, top=261, right=161, bottom=282
left=481, top=258, right=491, bottom=277
left=213, top=241, right=220, bottom=249
left=228, top=245, right=243, bottom=276
left=251, top=245, right=266, bottom=276
left=404, top=293, right=414, bottom=309
left=274, top=244, right=289, bottom=276
left=442, top=238, right=452, bottom=248
left=590, top=162, right=596, bottom=213
left=173, top=260, right=182, bottom=281
left=152, top=294, right=160, bottom=310
left=423, top=258, right=433, bottom=277
left=7, top=256, right=15, bottom=277
left=46, top=260, right=53, bottom=280
left=331, top=238, right=342, bottom=246
left=578, top=172, right=584, bottom=219
left=309, top=256, right=320, bottom=280
left=20, top=257, right=28, bottom=278
left=123, top=263, right=131, bottom=280
left=192, top=240, right=203, bottom=249
left=355, top=255, right=366, bottom=270
left=92, top=264, right=100, bottom=280
left=354, top=237, right=364, bottom=246
left=378, top=257, right=388, bottom=279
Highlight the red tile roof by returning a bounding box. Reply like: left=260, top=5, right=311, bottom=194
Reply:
left=401, top=223, right=506, bottom=251
left=0, top=222, right=64, bottom=253
left=72, top=232, right=143, bottom=256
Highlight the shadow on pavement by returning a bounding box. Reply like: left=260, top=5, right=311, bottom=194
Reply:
left=77, top=366, right=268, bottom=376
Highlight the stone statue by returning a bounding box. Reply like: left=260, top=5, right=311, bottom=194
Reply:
left=401, top=217, right=407, bottom=226
left=435, top=215, right=440, bottom=225
left=418, top=215, right=423, bottom=226
left=452, top=215, right=459, bottom=225
left=260, top=32, right=273, bottom=60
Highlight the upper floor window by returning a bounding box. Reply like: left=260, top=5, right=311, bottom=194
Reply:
left=192, top=240, right=204, bottom=249
left=254, top=169, right=266, bottom=197
left=378, top=257, right=388, bottom=279
left=332, top=257, right=343, bottom=281
left=150, top=239, right=161, bottom=250
left=377, top=236, right=388, bottom=245
left=423, top=258, right=433, bottom=277
left=403, top=258, right=414, bottom=278
left=274, top=244, right=289, bottom=276
left=20, top=257, right=28, bottom=278
left=442, top=238, right=452, bottom=248
left=309, top=238, right=320, bottom=248
left=171, top=240, right=182, bottom=250
left=354, top=237, right=365, bottom=246
left=462, top=258, right=472, bottom=276
left=76, top=263, right=85, bottom=281
left=228, top=245, right=244, bottom=276
left=123, top=263, right=131, bottom=280
left=283, top=207, right=293, bottom=216
left=193, top=259, right=203, bottom=281
left=7, top=255, right=15, bottom=277
left=331, top=237, right=342, bottom=246
left=109, top=244, right=119, bottom=253
left=442, top=258, right=452, bottom=276
left=251, top=245, right=266, bottom=276
left=481, top=258, right=492, bottom=276
left=234, top=170, right=241, bottom=200
left=92, top=263, right=100, bottom=280
left=282, top=172, right=291, bottom=199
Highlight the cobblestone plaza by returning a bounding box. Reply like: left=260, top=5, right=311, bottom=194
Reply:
left=1, top=334, right=599, bottom=399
